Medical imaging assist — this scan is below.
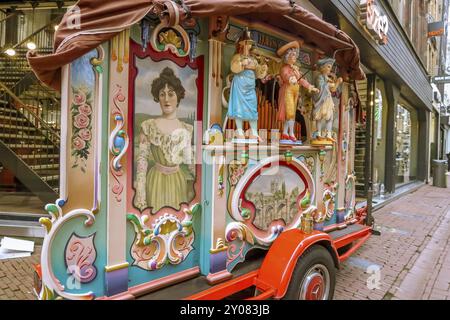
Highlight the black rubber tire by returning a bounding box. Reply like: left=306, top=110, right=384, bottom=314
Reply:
left=283, top=245, right=336, bottom=300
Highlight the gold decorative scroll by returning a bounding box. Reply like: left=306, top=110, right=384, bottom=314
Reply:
left=209, top=39, right=223, bottom=88
left=111, top=29, right=130, bottom=73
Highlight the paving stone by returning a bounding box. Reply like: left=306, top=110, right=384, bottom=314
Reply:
left=336, top=185, right=450, bottom=300
left=0, top=246, right=41, bottom=300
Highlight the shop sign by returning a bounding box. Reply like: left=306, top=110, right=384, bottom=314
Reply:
left=226, top=24, right=312, bottom=65
left=440, top=115, right=450, bottom=126
left=428, top=21, right=445, bottom=38
left=433, top=75, right=450, bottom=84
left=359, top=0, right=389, bottom=45
left=226, top=25, right=284, bottom=53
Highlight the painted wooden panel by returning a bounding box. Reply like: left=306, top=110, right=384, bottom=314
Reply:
left=125, top=33, right=205, bottom=287
left=39, top=46, right=107, bottom=300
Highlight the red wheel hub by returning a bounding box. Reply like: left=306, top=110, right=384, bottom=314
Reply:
left=305, top=274, right=324, bottom=300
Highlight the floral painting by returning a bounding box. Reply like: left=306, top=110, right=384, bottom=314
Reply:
left=71, top=87, right=93, bottom=173
left=70, top=49, right=98, bottom=173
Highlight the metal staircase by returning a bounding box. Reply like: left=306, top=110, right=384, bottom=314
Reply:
left=355, top=79, right=368, bottom=198
left=355, top=123, right=367, bottom=198
left=0, top=16, right=61, bottom=205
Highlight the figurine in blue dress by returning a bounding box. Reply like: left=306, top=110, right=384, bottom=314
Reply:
left=227, top=28, right=268, bottom=142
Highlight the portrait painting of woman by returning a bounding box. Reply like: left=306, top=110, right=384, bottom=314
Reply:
left=134, top=66, right=195, bottom=212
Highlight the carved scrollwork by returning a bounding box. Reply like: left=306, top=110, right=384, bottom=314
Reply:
left=109, top=85, right=129, bottom=202
left=38, top=200, right=97, bottom=300
left=127, top=203, right=200, bottom=270
left=150, top=19, right=191, bottom=57
left=323, top=183, right=337, bottom=221
left=65, top=233, right=97, bottom=284
left=344, top=174, right=357, bottom=221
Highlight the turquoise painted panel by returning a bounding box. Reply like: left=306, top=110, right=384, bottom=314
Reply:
left=51, top=44, right=109, bottom=298
left=199, top=153, right=213, bottom=275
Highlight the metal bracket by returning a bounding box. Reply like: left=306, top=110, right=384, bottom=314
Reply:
left=371, top=229, right=381, bottom=236
left=370, top=223, right=381, bottom=236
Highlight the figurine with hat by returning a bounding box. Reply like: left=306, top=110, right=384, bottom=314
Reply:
left=276, top=40, right=319, bottom=144
left=227, top=27, right=268, bottom=143
left=311, top=57, right=343, bottom=145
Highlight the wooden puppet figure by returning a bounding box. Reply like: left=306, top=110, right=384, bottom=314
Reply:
left=312, top=58, right=343, bottom=145
left=227, top=28, right=268, bottom=142
left=277, top=41, right=318, bottom=144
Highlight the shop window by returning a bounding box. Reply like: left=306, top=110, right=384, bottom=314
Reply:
left=395, top=104, right=418, bottom=185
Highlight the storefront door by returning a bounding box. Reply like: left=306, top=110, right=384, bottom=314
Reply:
left=395, top=104, right=418, bottom=186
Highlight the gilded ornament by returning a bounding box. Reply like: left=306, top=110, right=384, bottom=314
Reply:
left=159, top=29, right=182, bottom=48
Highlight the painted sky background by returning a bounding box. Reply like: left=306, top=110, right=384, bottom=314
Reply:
left=71, top=49, right=97, bottom=89
left=134, top=57, right=198, bottom=118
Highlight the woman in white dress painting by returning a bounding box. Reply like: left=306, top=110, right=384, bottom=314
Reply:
left=134, top=67, right=194, bottom=212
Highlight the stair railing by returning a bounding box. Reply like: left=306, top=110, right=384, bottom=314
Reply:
left=0, top=10, right=19, bottom=48
left=0, top=13, right=62, bottom=142
left=0, top=81, right=60, bottom=145
left=9, top=13, right=64, bottom=52
left=0, top=11, right=18, bottom=24
left=0, top=10, right=64, bottom=194
left=0, top=80, right=61, bottom=192
left=10, top=71, right=37, bottom=96
left=1, top=16, right=57, bottom=91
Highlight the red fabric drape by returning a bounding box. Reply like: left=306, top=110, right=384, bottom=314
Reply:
left=27, top=0, right=365, bottom=91
left=28, top=0, right=151, bottom=90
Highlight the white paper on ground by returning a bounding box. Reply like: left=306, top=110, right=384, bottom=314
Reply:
left=0, top=247, right=32, bottom=260
left=0, top=237, right=34, bottom=253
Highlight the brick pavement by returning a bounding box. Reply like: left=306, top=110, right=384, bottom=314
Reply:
left=334, top=184, right=450, bottom=300
left=0, top=246, right=41, bottom=300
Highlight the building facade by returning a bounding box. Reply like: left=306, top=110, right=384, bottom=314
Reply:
left=311, top=0, right=445, bottom=206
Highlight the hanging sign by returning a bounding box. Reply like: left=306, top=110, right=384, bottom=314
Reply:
left=428, top=21, right=445, bottom=38
left=433, top=75, right=450, bottom=84
left=359, top=0, right=389, bottom=45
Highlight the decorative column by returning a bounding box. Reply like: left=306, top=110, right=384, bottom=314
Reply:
left=38, top=47, right=104, bottom=300
left=207, top=38, right=225, bottom=126
left=337, top=83, right=349, bottom=210
left=206, top=153, right=232, bottom=284
left=384, top=80, right=401, bottom=194
left=203, top=17, right=231, bottom=284
left=418, top=110, right=430, bottom=183
left=105, top=29, right=131, bottom=296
